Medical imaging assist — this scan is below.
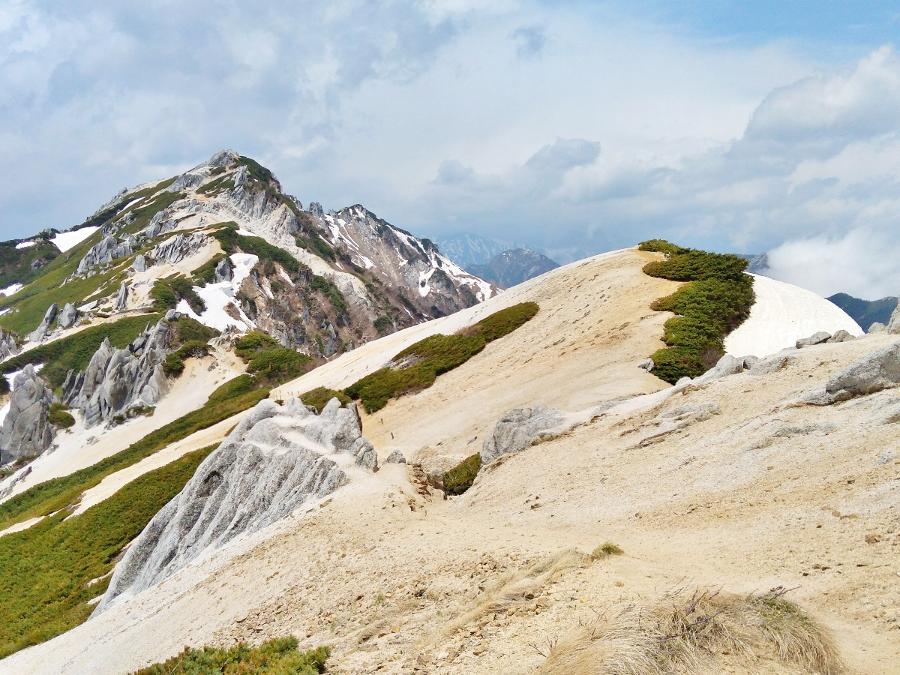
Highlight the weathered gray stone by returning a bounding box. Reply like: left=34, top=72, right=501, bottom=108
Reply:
left=804, top=343, right=900, bottom=405
left=691, top=354, right=745, bottom=385
left=214, top=257, right=233, bottom=282
left=637, top=358, right=654, bottom=372
left=114, top=283, right=128, bottom=311
left=27, top=303, right=59, bottom=342
left=749, top=353, right=796, bottom=376
left=95, top=396, right=377, bottom=612
left=796, top=331, right=831, bottom=348
left=150, top=232, right=208, bottom=266
left=481, top=406, right=565, bottom=465
left=76, top=235, right=133, bottom=275
left=827, top=330, right=855, bottom=343
left=57, top=303, right=78, bottom=330
left=308, top=201, right=324, bottom=218
left=868, top=322, right=887, bottom=334
left=385, top=450, right=406, bottom=464
left=0, top=365, right=54, bottom=465
left=889, top=304, right=900, bottom=334
left=63, top=319, right=171, bottom=426
left=132, top=254, right=148, bottom=273
left=0, top=329, right=17, bottom=360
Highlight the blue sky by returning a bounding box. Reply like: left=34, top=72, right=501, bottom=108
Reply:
left=1, top=0, right=899, bottom=297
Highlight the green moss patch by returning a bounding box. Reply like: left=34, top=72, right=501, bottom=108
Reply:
left=345, top=302, right=538, bottom=413
left=442, top=453, right=481, bottom=495
left=639, top=240, right=754, bottom=383
left=151, top=275, right=205, bottom=313
left=0, top=444, right=217, bottom=658
left=135, top=638, right=329, bottom=675
left=234, top=332, right=313, bottom=386
left=47, top=403, right=75, bottom=429
left=300, top=387, right=351, bottom=413
left=213, top=223, right=300, bottom=274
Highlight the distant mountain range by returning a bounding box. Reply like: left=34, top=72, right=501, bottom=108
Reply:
left=438, top=234, right=559, bottom=288
left=826, top=293, right=898, bottom=331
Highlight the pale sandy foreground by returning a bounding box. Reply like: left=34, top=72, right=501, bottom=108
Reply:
left=3, top=249, right=898, bottom=674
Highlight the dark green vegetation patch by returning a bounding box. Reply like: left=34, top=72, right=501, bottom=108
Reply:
left=345, top=302, right=538, bottom=413
left=47, top=403, right=75, bottom=429
left=163, top=340, right=210, bottom=377
left=639, top=240, right=754, bottom=383
left=0, top=239, right=60, bottom=290
left=300, top=387, right=351, bottom=413
left=0, top=444, right=216, bottom=658
left=191, top=252, right=229, bottom=285
left=234, top=331, right=313, bottom=386
left=151, top=275, right=205, bottom=314
left=213, top=223, right=300, bottom=274
left=442, top=453, right=482, bottom=495
left=134, top=638, right=329, bottom=675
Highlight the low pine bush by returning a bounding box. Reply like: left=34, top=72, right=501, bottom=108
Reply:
left=639, top=241, right=754, bottom=383
left=47, top=403, right=75, bottom=429
left=300, top=387, right=351, bottom=413
left=345, top=302, right=538, bottom=413
left=442, top=453, right=482, bottom=495
left=135, top=638, right=329, bottom=675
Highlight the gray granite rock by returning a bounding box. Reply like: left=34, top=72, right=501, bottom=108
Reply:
left=57, top=303, right=78, bottom=330
left=803, top=342, right=900, bottom=405
left=0, top=365, right=54, bottom=465
left=114, top=283, right=128, bottom=311
left=481, top=406, right=565, bottom=465
left=0, top=329, right=17, bottom=360
left=796, top=331, right=831, bottom=348
left=827, top=329, right=855, bottom=343
left=95, top=396, right=377, bottom=612
left=385, top=450, right=406, bottom=464
left=27, top=303, right=58, bottom=342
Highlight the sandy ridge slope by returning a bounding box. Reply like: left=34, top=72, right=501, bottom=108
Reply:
left=4, top=249, right=897, bottom=674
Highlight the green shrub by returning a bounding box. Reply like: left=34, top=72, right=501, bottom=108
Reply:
left=151, top=276, right=205, bottom=314
left=121, top=190, right=185, bottom=235
left=213, top=223, right=301, bottom=274
left=134, top=638, right=329, bottom=675
left=300, top=387, right=351, bottom=413
left=640, top=241, right=754, bottom=383
left=197, top=174, right=235, bottom=196
left=234, top=331, right=280, bottom=359
left=296, top=233, right=336, bottom=262
left=47, top=403, right=75, bottom=429
left=247, top=348, right=312, bottom=385
left=0, top=239, right=60, bottom=290
left=163, top=340, right=209, bottom=377
left=309, top=275, right=348, bottom=314
left=373, top=315, right=393, bottom=335
left=191, top=253, right=229, bottom=285
left=238, top=155, right=276, bottom=184
left=442, top=453, right=481, bottom=495
left=0, top=444, right=217, bottom=657
left=591, top=542, right=624, bottom=559
left=169, top=316, right=218, bottom=347
left=207, top=374, right=256, bottom=402
left=345, top=302, right=539, bottom=413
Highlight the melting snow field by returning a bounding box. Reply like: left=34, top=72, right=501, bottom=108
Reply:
left=725, top=274, right=863, bottom=358
left=176, top=253, right=258, bottom=331
left=14, top=241, right=35, bottom=250
left=51, top=226, right=99, bottom=253
left=0, top=283, right=23, bottom=298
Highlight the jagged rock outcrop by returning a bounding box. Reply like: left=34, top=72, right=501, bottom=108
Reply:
left=114, top=283, right=128, bottom=311
left=827, top=329, right=855, bottom=343
left=890, top=304, right=900, bottom=334
left=0, top=365, right=53, bottom=465
left=0, top=330, right=17, bottom=360
left=149, top=232, right=208, bottom=265
left=385, top=450, right=406, bottom=464
left=62, top=319, right=171, bottom=426
left=76, top=235, right=133, bottom=275
left=132, top=254, right=148, bottom=273
left=95, top=397, right=377, bottom=612
left=57, top=303, right=78, bottom=330
left=27, top=303, right=58, bottom=342
left=214, top=257, right=232, bottom=282
left=803, top=343, right=900, bottom=406
left=869, top=322, right=887, bottom=334
left=481, top=406, right=565, bottom=465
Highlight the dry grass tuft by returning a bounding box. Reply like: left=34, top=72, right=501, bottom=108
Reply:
left=444, top=550, right=588, bottom=637
left=591, top=542, right=624, bottom=560
left=540, top=587, right=842, bottom=675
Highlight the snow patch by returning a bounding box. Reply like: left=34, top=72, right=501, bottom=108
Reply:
left=51, top=226, right=99, bottom=253
left=14, top=241, right=35, bottom=250
left=724, top=274, right=864, bottom=358
left=0, top=283, right=23, bottom=297
left=176, top=253, right=258, bottom=332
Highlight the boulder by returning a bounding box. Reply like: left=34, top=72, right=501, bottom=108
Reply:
left=481, top=406, right=564, bottom=465
left=76, top=235, right=133, bottom=275
left=827, top=330, right=855, bottom=343
left=804, top=343, right=900, bottom=405
left=796, top=331, right=831, bottom=348
left=57, top=303, right=78, bottom=330
left=27, top=303, right=58, bottom=342
left=889, top=304, right=900, bottom=334
left=95, top=396, right=377, bottom=612
left=63, top=319, right=171, bottom=427
left=750, top=353, right=795, bottom=376
left=868, top=322, right=887, bottom=334
left=0, top=365, right=54, bottom=465
left=132, top=254, right=148, bottom=273
left=691, top=354, right=745, bottom=385
left=0, top=329, right=17, bottom=360
left=637, top=358, right=654, bottom=372
left=385, top=450, right=406, bottom=464
left=114, top=283, right=128, bottom=311
left=214, top=257, right=233, bottom=282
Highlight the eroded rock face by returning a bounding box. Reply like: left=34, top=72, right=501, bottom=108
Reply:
left=149, top=232, right=208, bottom=266
left=0, top=330, right=17, bottom=360
left=76, top=235, right=133, bottom=275
left=95, top=397, right=377, bottom=612
left=114, top=283, right=128, bottom=311
left=57, top=303, right=78, bottom=330
left=889, top=304, right=900, bottom=334
left=481, top=406, right=565, bottom=465
left=27, top=303, right=58, bottom=343
left=804, top=342, right=900, bottom=405
left=0, top=365, right=53, bottom=465
left=62, top=319, right=171, bottom=426
left=796, top=331, right=831, bottom=348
